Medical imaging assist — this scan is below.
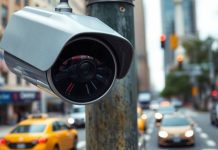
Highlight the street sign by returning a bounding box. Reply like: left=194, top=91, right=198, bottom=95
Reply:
left=170, top=34, right=179, bottom=50
left=192, top=86, right=199, bottom=96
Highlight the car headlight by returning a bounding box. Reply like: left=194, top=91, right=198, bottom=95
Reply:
left=155, top=113, right=163, bottom=120
left=141, top=114, right=147, bottom=120
left=185, top=130, right=194, bottom=137
left=68, top=118, right=75, bottom=124
left=158, top=131, right=168, bottom=138
left=151, top=104, right=159, bottom=109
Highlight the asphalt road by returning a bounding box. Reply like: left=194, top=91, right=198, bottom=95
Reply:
left=1, top=108, right=218, bottom=150
left=77, top=128, right=86, bottom=150
left=145, top=108, right=218, bottom=150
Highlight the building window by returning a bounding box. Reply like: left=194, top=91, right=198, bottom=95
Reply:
left=16, top=76, right=21, bottom=85
left=16, top=0, right=21, bottom=5
left=1, top=5, right=8, bottom=28
left=2, top=72, right=8, bottom=84
left=24, top=0, right=29, bottom=6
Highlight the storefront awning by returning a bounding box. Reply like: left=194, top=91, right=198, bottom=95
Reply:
left=0, top=87, right=41, bottom=104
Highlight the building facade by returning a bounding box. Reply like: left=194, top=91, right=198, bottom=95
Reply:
left=161, top=0, right=197, bottom=73
left=0, top=0, right=150, bottom=124
left=0, top=0, right=87, bottom=125
left=0, top=0, right=55, bottom=125
left=134, top=0, right=150, bottom=92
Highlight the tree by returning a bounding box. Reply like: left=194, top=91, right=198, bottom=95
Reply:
left=161, top=72, right=192, bottom=98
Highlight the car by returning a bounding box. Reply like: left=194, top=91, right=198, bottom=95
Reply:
left=137, top=106, right=147, bottom=133
left=149, top=100, right=160, bottom=111
left=171, top=98, right=183, bottom=109
left=138, top=92, right=151, bottom=110
left=68, top=105, right=85, bottom=128
left=0, top=114, right=78, bottom=150
left=210, top=103, right=218, bottom=126
left=160, top=100, right=171, bottom=107
left=158, top=115, right=195, bottom=147
left=155, top=106, right=176, bottom=124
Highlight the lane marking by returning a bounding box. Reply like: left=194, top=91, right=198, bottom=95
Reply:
left=138, top=135, right=146, bottom=147
left=201, top=149, right=218, bottom=150
left=207, top=140, right=217, bottom=147
left=77, top=141, right=86, bottom=149
left=144, top=135, right=150, bottom=141
left=200, top=133, right=209, bottom=139
left=147, top=128, right=153, bottom=134
left=195, top=127, right=202, bottom=132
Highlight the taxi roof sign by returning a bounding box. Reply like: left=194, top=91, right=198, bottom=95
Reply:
left=27, top=114, right=48, bottom=119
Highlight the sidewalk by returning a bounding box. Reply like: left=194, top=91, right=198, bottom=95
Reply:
left=0, top=125, right=14, bottom=137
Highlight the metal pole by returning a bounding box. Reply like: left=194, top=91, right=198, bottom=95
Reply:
left=55, top=0, right=72, bottom=12
left=86, top=0, right=138, bottom=150
left=209, top=46, right=215, bottom=83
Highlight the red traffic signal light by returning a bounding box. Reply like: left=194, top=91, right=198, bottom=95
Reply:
left=160, top=34, right=166, bottom=42
left=211, top=90, right=218, bottom=97
left=160, top=34, right=166, bottom=49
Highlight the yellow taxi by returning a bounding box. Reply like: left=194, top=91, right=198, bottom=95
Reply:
left=158, top=115, right=195, bottom=147
left=0, top=114, right=78, bottom=150
left=137, top=106, right=147, bottom=133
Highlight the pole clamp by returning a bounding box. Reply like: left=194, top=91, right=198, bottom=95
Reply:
left=86, top=0, right=134, bottom=6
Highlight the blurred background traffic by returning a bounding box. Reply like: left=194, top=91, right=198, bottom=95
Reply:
left=1, top=0, right=218, bottom=150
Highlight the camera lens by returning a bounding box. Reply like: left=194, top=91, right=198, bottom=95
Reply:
left=79, top=60, right=96, bottom=81
left=49, top=37, right=117, bottom=104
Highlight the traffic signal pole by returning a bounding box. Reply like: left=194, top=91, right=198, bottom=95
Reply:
left=85, top=0, right=138, bottom=150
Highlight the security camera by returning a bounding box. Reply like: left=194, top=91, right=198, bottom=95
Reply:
left=0, top=7, right=133, bottom=104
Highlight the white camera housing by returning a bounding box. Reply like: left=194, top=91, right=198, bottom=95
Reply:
left=0, top=7, right=133, bottom=104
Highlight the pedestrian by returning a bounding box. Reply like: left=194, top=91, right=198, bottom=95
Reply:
left=17, top=111, right=22, bottom=123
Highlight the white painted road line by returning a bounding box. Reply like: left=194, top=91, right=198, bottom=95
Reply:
left=77, top=141, right=86, bottom=149
left=147, top=128, right=153, bottom=134
left=144, top=135, right=150, bottom=141
left=207, top=140, right=217, bottom=147
left=201, top=149, right=218, bottom=150
left=200, top=133, right=209, bottom=139
left=195, top=126, right=202, bottom=133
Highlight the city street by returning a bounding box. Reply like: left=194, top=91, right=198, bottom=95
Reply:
left=64, top=108, right=218, bottom=150
left=0, top=125, right=87, bottom=150
left=145, top=108, right=218, bottom=150
left=1, top=0, right=218, bottom=150
left=1, top=108, right=218, bottom=150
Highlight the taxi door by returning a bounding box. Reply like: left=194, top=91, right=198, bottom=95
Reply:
left=58, top=121, right=73, bottom=149
left=52, top=121, right=69, bottom=150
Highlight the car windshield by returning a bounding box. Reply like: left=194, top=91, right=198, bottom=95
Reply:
left=158, top=106, right=175, bottom=114
left=11, top=124, right=46, bottom=133
left=73, top=107, right=85, bottom=113
left=162, top=118, right=190, bottom=126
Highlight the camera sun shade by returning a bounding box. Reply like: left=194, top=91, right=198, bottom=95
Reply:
left=0, top=7, right=133, bottom=104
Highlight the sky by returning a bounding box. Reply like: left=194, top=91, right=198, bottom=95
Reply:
left=144, top=0, right=218, bottom=92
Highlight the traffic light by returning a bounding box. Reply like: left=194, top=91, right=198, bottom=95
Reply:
left=192, top=86, right=199, bottom=96
left=170, top=34, right=179, bottom=50
left=211, top=83, right=218, bottom=97
left=176, top=54, right=184, bottom=69
left=160, top=34, right=166, bottom=49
